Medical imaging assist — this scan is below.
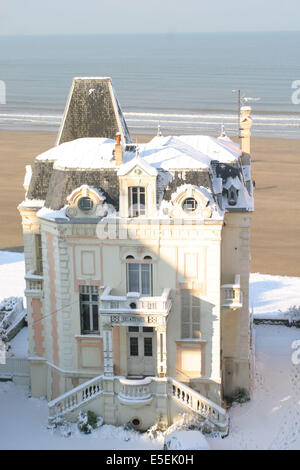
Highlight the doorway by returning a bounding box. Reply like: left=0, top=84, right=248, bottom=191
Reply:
left=127, top=326, right=155, bottom=376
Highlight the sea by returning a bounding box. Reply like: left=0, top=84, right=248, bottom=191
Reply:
left=0, top=32, right=300, bottom=138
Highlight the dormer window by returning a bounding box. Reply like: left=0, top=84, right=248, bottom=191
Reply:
left=128, top=186, right=146, bottom=217
left=78, top=196, right=94, bottom=211
left=182, top=197, right=198, bottom=213
left=227, top=186, right=238, bottom=206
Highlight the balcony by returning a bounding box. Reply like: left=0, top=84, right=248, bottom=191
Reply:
left=221, top=275, right=243, bottom=309
left=118, top=377, right=153, bottom=406
left=100, top=288, right=172, bottom=327
left=25, top=271, right=43, bottom=297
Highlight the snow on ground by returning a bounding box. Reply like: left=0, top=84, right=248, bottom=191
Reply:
left=0, top=381, right=163, bottom=450
left=8, top=326, right=28, bottom=357
left=209, top=325, right=300, bottom=450
left=250, top=273, right=300, bottom=318
left=1, top=324, right=300, bottom=450
left=0, top=251, right=25, bottom=304
left=0, top=250, right=300, bottom=449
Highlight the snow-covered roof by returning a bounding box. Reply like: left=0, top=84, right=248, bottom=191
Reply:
left=117, top=154, right=158, bottom=177
left=127, top=136, right=212, bottom=170
left=26, top=133, right=253, bottom=214
left=121, top=135, right=240, bottom=171
left=35, top=134, right=241, bottom=173
left=37, top=138, right=116, bottom=169
left=176, top=135, right=241, bottom=162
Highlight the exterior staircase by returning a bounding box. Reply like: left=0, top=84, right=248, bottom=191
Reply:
left=48, top=375, right=228, bottom=432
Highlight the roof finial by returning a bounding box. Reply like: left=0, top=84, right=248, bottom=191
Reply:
left=220, top=121, right=227, bottom=138
left=135, top=139, right=140, bottom=159
left=157, top=120, right=162, bottom=137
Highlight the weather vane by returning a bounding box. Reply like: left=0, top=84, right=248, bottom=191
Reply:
left=232, top=90, right=260, bottom=137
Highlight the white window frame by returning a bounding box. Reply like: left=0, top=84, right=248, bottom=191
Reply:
left=79, top=285, right=99, bottom=334
left=181, top=289, right=201, bottom=338
left=126, top=258, right=153, bottom=295
left=128, top=186, right=146, bottom=217
left=35, top=234, right=43, bottom=275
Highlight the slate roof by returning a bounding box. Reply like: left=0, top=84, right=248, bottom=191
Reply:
left=25, top=133, right=253, bottom=212
left=56, top=77, right=132, bottom=145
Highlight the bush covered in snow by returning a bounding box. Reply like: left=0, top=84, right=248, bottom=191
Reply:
left=287, top=305, right=300, bottom=325
left=0, top=326, right=8, bottom=342
left=146, top=415, right=168, bottom=440
left=0, top=297, right=18, bottom=312
left=147, top=413, right=218, bottom=442
left=225, top=387, right=250, bottom=406
left=0, top=297, right=24, bottom=332
left=77, top=410, right=103, bottom=434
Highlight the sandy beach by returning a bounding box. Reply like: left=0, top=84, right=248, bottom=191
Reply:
left=0, top=129, right=299, bottom=276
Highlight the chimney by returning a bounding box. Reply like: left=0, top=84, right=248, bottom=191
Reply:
left=115, top=132, right=123, bottom=166
left=240, top=106, right=252, bottom=154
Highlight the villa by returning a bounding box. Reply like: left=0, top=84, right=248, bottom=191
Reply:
left=18, top=78, right=254, bottom=431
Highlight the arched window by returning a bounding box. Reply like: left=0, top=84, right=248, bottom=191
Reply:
left=126, top=255, right=152, bottom=295
left=128, top=186, right=146, bottom=217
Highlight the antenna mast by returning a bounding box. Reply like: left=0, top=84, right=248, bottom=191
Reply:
left=232, top=89, right=241, bottom=139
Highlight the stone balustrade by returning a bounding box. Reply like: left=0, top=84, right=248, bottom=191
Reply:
left=48, top=374, right=228, bottom=431
left=48, top=375, right=103, bottom=419
left=221, top=274, right=243, bottom=309
left=100, top=288, right=171, bottom=314
left=25, top=272, right=44, bottom=296
left=118, top=377, right=153, bottom=405
left=169, top=378, right=228, bottom=430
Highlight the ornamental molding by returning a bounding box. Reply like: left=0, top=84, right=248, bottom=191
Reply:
left=101, top=313, right=167, bottom=327
left=170, top=186, right=212, bottom=219
left=66, top=185, right=106, bottom=218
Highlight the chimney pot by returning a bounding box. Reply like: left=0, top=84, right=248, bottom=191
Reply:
left=240, top=107, right=252, bottom=154
left=115, top=133, right=123, bottom=166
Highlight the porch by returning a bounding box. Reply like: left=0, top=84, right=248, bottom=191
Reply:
left=99, top=288, right=172, bottom=378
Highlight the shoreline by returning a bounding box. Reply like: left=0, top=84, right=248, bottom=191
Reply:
left=0, top=126, right=299, bottom=141
left=0, top=129, right=299, bottom=277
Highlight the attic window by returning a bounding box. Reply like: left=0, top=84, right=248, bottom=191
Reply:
left=228, top=187, right=238, bottom=206
left=78, top=197, right=93, bottom=211
left=182, top=197, right=198, bottom=213
left=128, top=186, right=146, bottom=217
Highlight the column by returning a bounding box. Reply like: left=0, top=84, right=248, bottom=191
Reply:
left=103, top=326, right=114, bottom=376
left=156, top=325, right=167, bottom=377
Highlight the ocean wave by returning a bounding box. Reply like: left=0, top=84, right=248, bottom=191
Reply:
left=124, top=111, right=300, bottom=122
left=0, top=111, right=299, bottom=136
